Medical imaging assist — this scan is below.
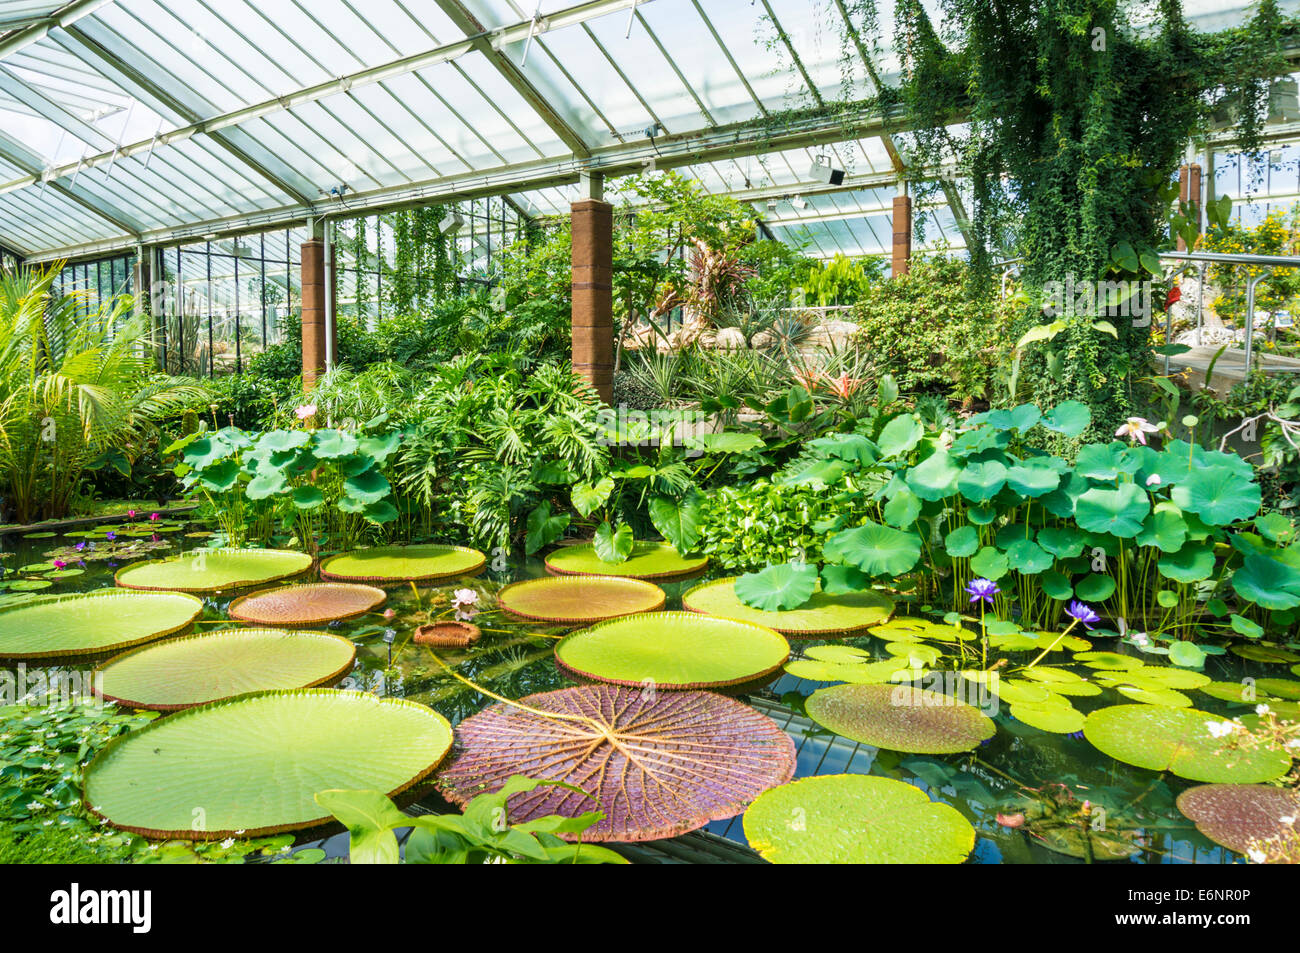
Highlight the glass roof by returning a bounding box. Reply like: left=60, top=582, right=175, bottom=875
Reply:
left=0, top=0, right=1296, bottom=262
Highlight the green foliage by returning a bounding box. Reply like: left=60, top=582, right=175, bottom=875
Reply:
left=851, top=256, right=1016, bottom=406
left=167, top=416, right=402, bottom=550
left=801, top=253, right=885, bottom=307
left=697, top=476, right=875, bottom=572
left=315, top=778, right=626, bottom=865
left=734, top=560, right=820, bottom=611
left=867, top=0, right=1294, bottom=436
left=0, top=264, right=208, bottom=523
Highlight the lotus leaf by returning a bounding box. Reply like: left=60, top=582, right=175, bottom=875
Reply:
left=805, top=682, right=995, bottom=753
left=683, top=577, right=893, bottom=636
left=321, top=544, right=486, bottom=583
left=1176, top=784, right=1300, bottom=856
left=115, top=548, right=311, bottom=593
left=0, top=589, right=202, bottom=659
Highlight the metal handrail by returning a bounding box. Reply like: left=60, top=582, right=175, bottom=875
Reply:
left=1160, top=249, right=1300, bottom=371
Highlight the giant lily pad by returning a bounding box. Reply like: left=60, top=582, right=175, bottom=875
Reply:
left=544, top=541, right=708, bottom=580
left=228, top=582, right=386, bottom=626
left=1083, top=704, right=1292, bottom=782
left=743, top=775, right=976, bottom=864
left=496, top=576, right=665, bottom=623
left=683, top=577, right=894, bottom=637
left=83, top=690, right=452, bottom=839
left=115, top=548, right=312, bottom=593
left=805, top=683, right=996, bottom=753
left=94, top=629, right=357, bottom=710
left=0, top=589, right=203, bottom=660
left=320, top=544, right=485, bottom=583
left=1176, top=784, right=1300, bottom=856
left=436, top=683, right=795, bottom=842
left=554, top=611, right=789, bottom=690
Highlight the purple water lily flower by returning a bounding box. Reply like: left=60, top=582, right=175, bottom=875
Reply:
left=104, top=531, right=116, bottom=541
left=74, top=541, right=86, bottom=551
left=1066, top=600, right=1100, bottom=629
left=965, top=577, right=1000, bottom=606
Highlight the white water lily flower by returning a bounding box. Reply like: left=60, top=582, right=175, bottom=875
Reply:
left=220, top=838, right=236, bottom=849
left=1130, top=632, right=1150, bottom=647
left=1115, top=417, right=1161, bottom=445
left=1206, top=720, right=1238, bottom=739
left=1256, top=704, right=1271, bottom=716
left=1145, top=473, right=1162, bottom=487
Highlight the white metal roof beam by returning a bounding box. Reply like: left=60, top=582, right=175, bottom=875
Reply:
left=0, top=128, right=141, bottom=237
left=433, top=0, right=592, bottom=158
left=20, top=107, right=902, bottom=260
left=0, top=0, right=116, bottom=60
left=56, top=24, right=316, bottom=204
left=7, top=0, right=647, bottom=188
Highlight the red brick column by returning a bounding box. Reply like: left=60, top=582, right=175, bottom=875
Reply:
left=571, top=198, right=614, bottom=403
left=1177, top=163, right=1202, bottom=251
left=892, top=194, right=912, bottom=277
left=301, top=237, right=325, bottom=390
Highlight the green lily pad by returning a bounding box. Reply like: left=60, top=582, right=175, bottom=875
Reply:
left=95, top=629, right=357, bottom=710
left=1115, top=685, right=1194, bottom=708
left=554, top=611, right=789, bottom=690
left=1231, top=643, right=1300, bottom=664
left=544, top=542, right=708, bottom=580
left=1083, top=704, right=1292, bottom=782
left=0, top=589, right=203, bottom=660
left=83, top=690, right=452, bottom=839
left=743, top=775, right=976, bottom=864
left=1074, top=484, right=1150, bottom=538
left=1171, top=465, right=1261, bottom=526
left=320, top=544, right=486, bottom=583
left=1010, top=703, right=1085, bottom=733
left=116, top=548, right=312, bottom=593
left=683, top=577, right=893, bottom=637
left=733, top=562, right=819, bottom=612
left=805, top=682, right=996, bottom=753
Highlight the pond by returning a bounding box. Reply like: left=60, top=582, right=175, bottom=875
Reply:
left=0, top=518, right=1287, bottom=864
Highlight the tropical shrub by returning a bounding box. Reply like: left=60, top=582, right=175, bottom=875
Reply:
left=0, top=265, right=207, bottom=523
left=393, top=355, right=608, bottom=553
left=801, top=253, right=885, bottom=306
left=851, top=256, right=1016, bottom=407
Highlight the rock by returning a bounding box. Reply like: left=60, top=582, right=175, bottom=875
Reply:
left=714, top=327, right=747, bottom=350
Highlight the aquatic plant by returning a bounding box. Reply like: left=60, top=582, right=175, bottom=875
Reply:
left=743, top=775, right=976, bottom=864
left=553, top=612, right=789, bottom=690
left=83, top=689, right=453, bottom=839
left=0, top=589, right=202, bottom=660
left=94, top=629, right=357, bottom=710
left=320, top=544, right=486, bottom=584
left=115, top=548, right=312, bottom=593
left=436, top=682, right=795, bottom=842
left=543, top=541, right=707, bottom=580
left=228, top=582, right=387, bottom=627
left=804, top=682, right=996, bottom=754
left=315, top=778, right=626, bottom=865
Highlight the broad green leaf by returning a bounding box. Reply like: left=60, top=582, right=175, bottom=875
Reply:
left=734, top=562, right=819, bottom=612
left=593, top=521, right=635, bottom=564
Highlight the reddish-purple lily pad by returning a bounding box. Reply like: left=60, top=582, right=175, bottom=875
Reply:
left=436, top=683, right=796, bottom=842
left=1176, top=784, right=1300, bottom=857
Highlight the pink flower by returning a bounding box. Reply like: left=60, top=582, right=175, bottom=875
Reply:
left=149, top=512, right=160, bottom=522
left=295, top=404, right=317, bottom=421
left=1114, top=417, right=1160, bottom=445
left=127, top=510, right=136, bottom=519
left=52, top=560, right=66, bottom=569
left=382, top=609, right=396, bottom=620
left=996, top=813, right=1026, bottom=829
left=451, top=588, right=479, bottom=621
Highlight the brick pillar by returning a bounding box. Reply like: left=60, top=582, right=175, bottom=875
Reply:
left=892, top=194, right=912, bottom=278
left=301, top=238, right=325, bottom=390
left=571, top=198, right=613, bottom=403
left=1177, top=163, right=1202, bottom=251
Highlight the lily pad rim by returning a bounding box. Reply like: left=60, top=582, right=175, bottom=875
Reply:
left=226, top=581, right=387, bottom=626
left=496, top=575, right=666, bottom=623
left=0, top=588, right=204, bottom=661
left=91, top=628, right=359, bottom=711
left=319, top=543, right=486, bottom=583
left=114, top=547, right=313, bottom=593
left=681, top=576, right=895, bottom=636
left=554, top=610, right=790, bottom=690
left=82, top=688, right=452, bottom=840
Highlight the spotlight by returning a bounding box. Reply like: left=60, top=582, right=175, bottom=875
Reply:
left=791, top=195, right=808, bottom=210
left=439, top=210, right=464, bottom=235
left=808, top=155, right=845, bottom=186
